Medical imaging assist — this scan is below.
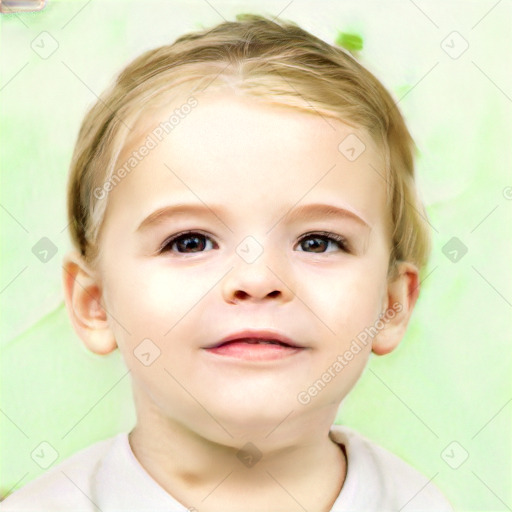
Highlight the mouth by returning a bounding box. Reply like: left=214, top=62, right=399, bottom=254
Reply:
left=203, top=329, right=304, bottom=349
left=202, top=330, right=307, bottom=362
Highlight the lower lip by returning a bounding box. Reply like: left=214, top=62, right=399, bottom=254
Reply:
left=204, top=341, right=304, bottom=361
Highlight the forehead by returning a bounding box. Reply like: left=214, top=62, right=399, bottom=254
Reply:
left=104, top=91, right=389, bottom=233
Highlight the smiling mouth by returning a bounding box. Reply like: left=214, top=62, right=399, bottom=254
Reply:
left=211, top=338, right=298, bottom=348
left=203, top=338, right=306, bottom=361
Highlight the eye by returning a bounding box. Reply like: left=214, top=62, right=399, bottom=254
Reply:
left=158, top=230, right=350, bottom=255
left=296, top=232, right=349, bottom=253
left=160, top=231, right=217, bottom=254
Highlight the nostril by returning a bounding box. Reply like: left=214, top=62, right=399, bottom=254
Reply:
left=232, top=290, right=280, bottom=301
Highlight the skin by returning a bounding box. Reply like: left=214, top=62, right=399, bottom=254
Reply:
left=63, top=91, right=419, bottom=512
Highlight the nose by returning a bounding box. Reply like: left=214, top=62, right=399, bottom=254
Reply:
left=221, top=247, right=294, bottom=305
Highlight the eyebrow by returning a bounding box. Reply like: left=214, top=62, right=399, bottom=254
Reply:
left=281, top=203, right=371, bottom=229
left=135, top=202, right=371, bottom=233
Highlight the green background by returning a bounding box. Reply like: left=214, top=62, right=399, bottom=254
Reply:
left=1, top=0, right=511, bottom=509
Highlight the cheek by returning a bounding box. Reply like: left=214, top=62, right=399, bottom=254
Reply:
left=102, top=260, right=221, bottom=340
left=299, top=259, right=386, bottom=330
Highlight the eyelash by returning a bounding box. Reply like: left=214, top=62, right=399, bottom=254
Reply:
left=159, top=230, right=350, bottom=254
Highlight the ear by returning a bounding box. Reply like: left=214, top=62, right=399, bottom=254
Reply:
left=372, top=261, right=420, bottom=355
left=62, top=251, right=117, bottom=355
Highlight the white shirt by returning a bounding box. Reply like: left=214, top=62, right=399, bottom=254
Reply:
left=1, top=425, right=453, bottom=511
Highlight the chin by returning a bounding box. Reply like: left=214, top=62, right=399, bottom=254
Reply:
left=210, top=397, right=296, bottom=434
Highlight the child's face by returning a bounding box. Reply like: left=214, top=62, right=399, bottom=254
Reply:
left=90, top=91, right=399, bottom=441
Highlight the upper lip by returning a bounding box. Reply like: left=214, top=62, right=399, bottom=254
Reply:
left=203, top=329, right=305, bottom=349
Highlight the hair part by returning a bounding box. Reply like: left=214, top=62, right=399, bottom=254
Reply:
left=66, top=13, right=431, bottom=277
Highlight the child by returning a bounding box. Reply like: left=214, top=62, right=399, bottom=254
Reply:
left=2, top=13, right=453, bottom=511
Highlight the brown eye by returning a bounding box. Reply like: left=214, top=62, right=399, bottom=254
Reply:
left=160, top=232, right=215, bottom=254
left=297, top=232, right=349, bottom=253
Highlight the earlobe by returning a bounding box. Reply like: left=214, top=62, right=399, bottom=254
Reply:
left=62, top=251, right=117, bottom=355
left=372, top=262, right=420, bottom=356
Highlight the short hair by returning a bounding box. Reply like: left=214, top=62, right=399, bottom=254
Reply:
left=66, top=13, right=431, bottom=276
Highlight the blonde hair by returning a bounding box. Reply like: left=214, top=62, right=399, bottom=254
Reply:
left=67, top=13, right=431, bottom=276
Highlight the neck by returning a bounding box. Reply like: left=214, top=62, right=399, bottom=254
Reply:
left=129, top=396, right=346, bottom=512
